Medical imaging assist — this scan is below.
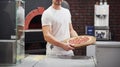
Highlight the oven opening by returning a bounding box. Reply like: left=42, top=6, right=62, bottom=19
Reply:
left=25, top=14, right=46, bottom=55
left=29, top=15, right=42, bottom=29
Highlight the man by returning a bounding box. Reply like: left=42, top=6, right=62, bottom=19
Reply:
left=16, top=0, right=25, bottom=60
left=41, top=0, right=78, bottom=56
left=16, top=0, right=25, bottom=40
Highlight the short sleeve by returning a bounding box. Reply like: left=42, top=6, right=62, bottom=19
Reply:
left=67, top=10, right=72, bottom=23
left=41, top=11, right=52, bottom=26
left=16, top=7, right=25, bottom=26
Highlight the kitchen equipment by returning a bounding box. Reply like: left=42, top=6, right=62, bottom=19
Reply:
left=0, top=0, right=16, bottom=40
left=94, top=1, right=110, bottom=40
left=95, top=26, right=110, bottom=40
left=0, top=40, right=16, bottom=64
left=94, top=1, right=109, bottom=26
left=0, top=40, right=24, bottom=65
left=25, top=29, right=46, bottom=54
left=0, top=0, right=25, bottom=65
left=25, top=30, right=45, bottom=43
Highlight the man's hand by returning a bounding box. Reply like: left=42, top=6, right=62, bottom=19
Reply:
left=62, top=43, right=75, bottom=51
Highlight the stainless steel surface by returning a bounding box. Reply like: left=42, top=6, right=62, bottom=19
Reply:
left=0, top=40, right=25, bottom=65
left=24, top=29, right=42, bottom=32
left=34, top=56, right=96, bottom=67
left=95, top=26, right=109, bottom=30
left=96, top=41, right=120, bottom=67
left=87, top=45, right=96, bottom=57
left=0, top=40, right=16, bottom=64
left=94, top=26, right=110, bottom=40
left=0, top=55, right=96, bottom=67
left=87, top=41, right=120, bottom=57
left=95, top=41, right=120, bottom=47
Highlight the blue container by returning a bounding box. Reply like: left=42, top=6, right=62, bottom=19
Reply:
left=85, top=26, right=94, bottom=36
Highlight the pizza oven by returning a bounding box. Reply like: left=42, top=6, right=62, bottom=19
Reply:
left=25, top=0, right=52, bottom=54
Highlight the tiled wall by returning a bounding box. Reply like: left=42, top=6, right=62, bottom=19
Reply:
left=66, top=0, right=120, bottom=55
left=67, top=0, right=95, bottom=35
left=66, top=0, right=120, bottom=41
left=109, top=0, right=120, bottom=41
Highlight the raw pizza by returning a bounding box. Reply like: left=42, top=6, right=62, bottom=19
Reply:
left=64, top=35, right=96, bottom=48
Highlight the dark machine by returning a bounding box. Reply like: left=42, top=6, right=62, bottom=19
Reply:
left=0, top=1, right=16, bottom=40
left=0, top=0, right=24, bottom=65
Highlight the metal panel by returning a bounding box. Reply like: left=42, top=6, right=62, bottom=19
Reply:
left=87, top=45, right=96, bottom=57
left=0, top=40, right=16, bottom=64
left=96, top=42, right=120, bottom=67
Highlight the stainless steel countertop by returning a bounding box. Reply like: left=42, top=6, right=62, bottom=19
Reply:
left=95, top=41, right=120, bottom=47
left=34, top=55, right=96, bottom=67
left=0, top=55, right=96, bottom=67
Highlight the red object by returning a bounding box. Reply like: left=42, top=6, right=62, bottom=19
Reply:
left=24, top=7, right=44, bottom=30
left=69, top=36, right=89, bottom=44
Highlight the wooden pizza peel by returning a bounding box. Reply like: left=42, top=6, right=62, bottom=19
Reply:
left=63, top=35, right=96, bottom=48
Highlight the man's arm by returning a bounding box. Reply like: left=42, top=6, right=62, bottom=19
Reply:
left=17, top=26, right=24, bottom=40
left=69, top=23, right=78, bottom=37
left=42, top=25, right=74, bottom=51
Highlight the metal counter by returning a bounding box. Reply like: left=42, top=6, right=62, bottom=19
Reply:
left=34, top=56, right=96, bottom=67
left=0, top=55, right=96, bottom=67
left=0, top=40, right=25, bottom=65
left=0, top=40, right=16, bottom=64
left=95, top=41, right=120, bottom=67
left=95, top=41, right=120, bottom=47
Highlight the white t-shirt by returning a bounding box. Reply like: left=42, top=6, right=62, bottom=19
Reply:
left=16, top=6, right=25, bottom=26
left=16, top=6, right=25, bottom=40
left=42, top=6, right=74, bottom=56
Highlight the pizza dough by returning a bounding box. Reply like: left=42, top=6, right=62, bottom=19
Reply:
left=63, top=35, right=96, bottom=48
